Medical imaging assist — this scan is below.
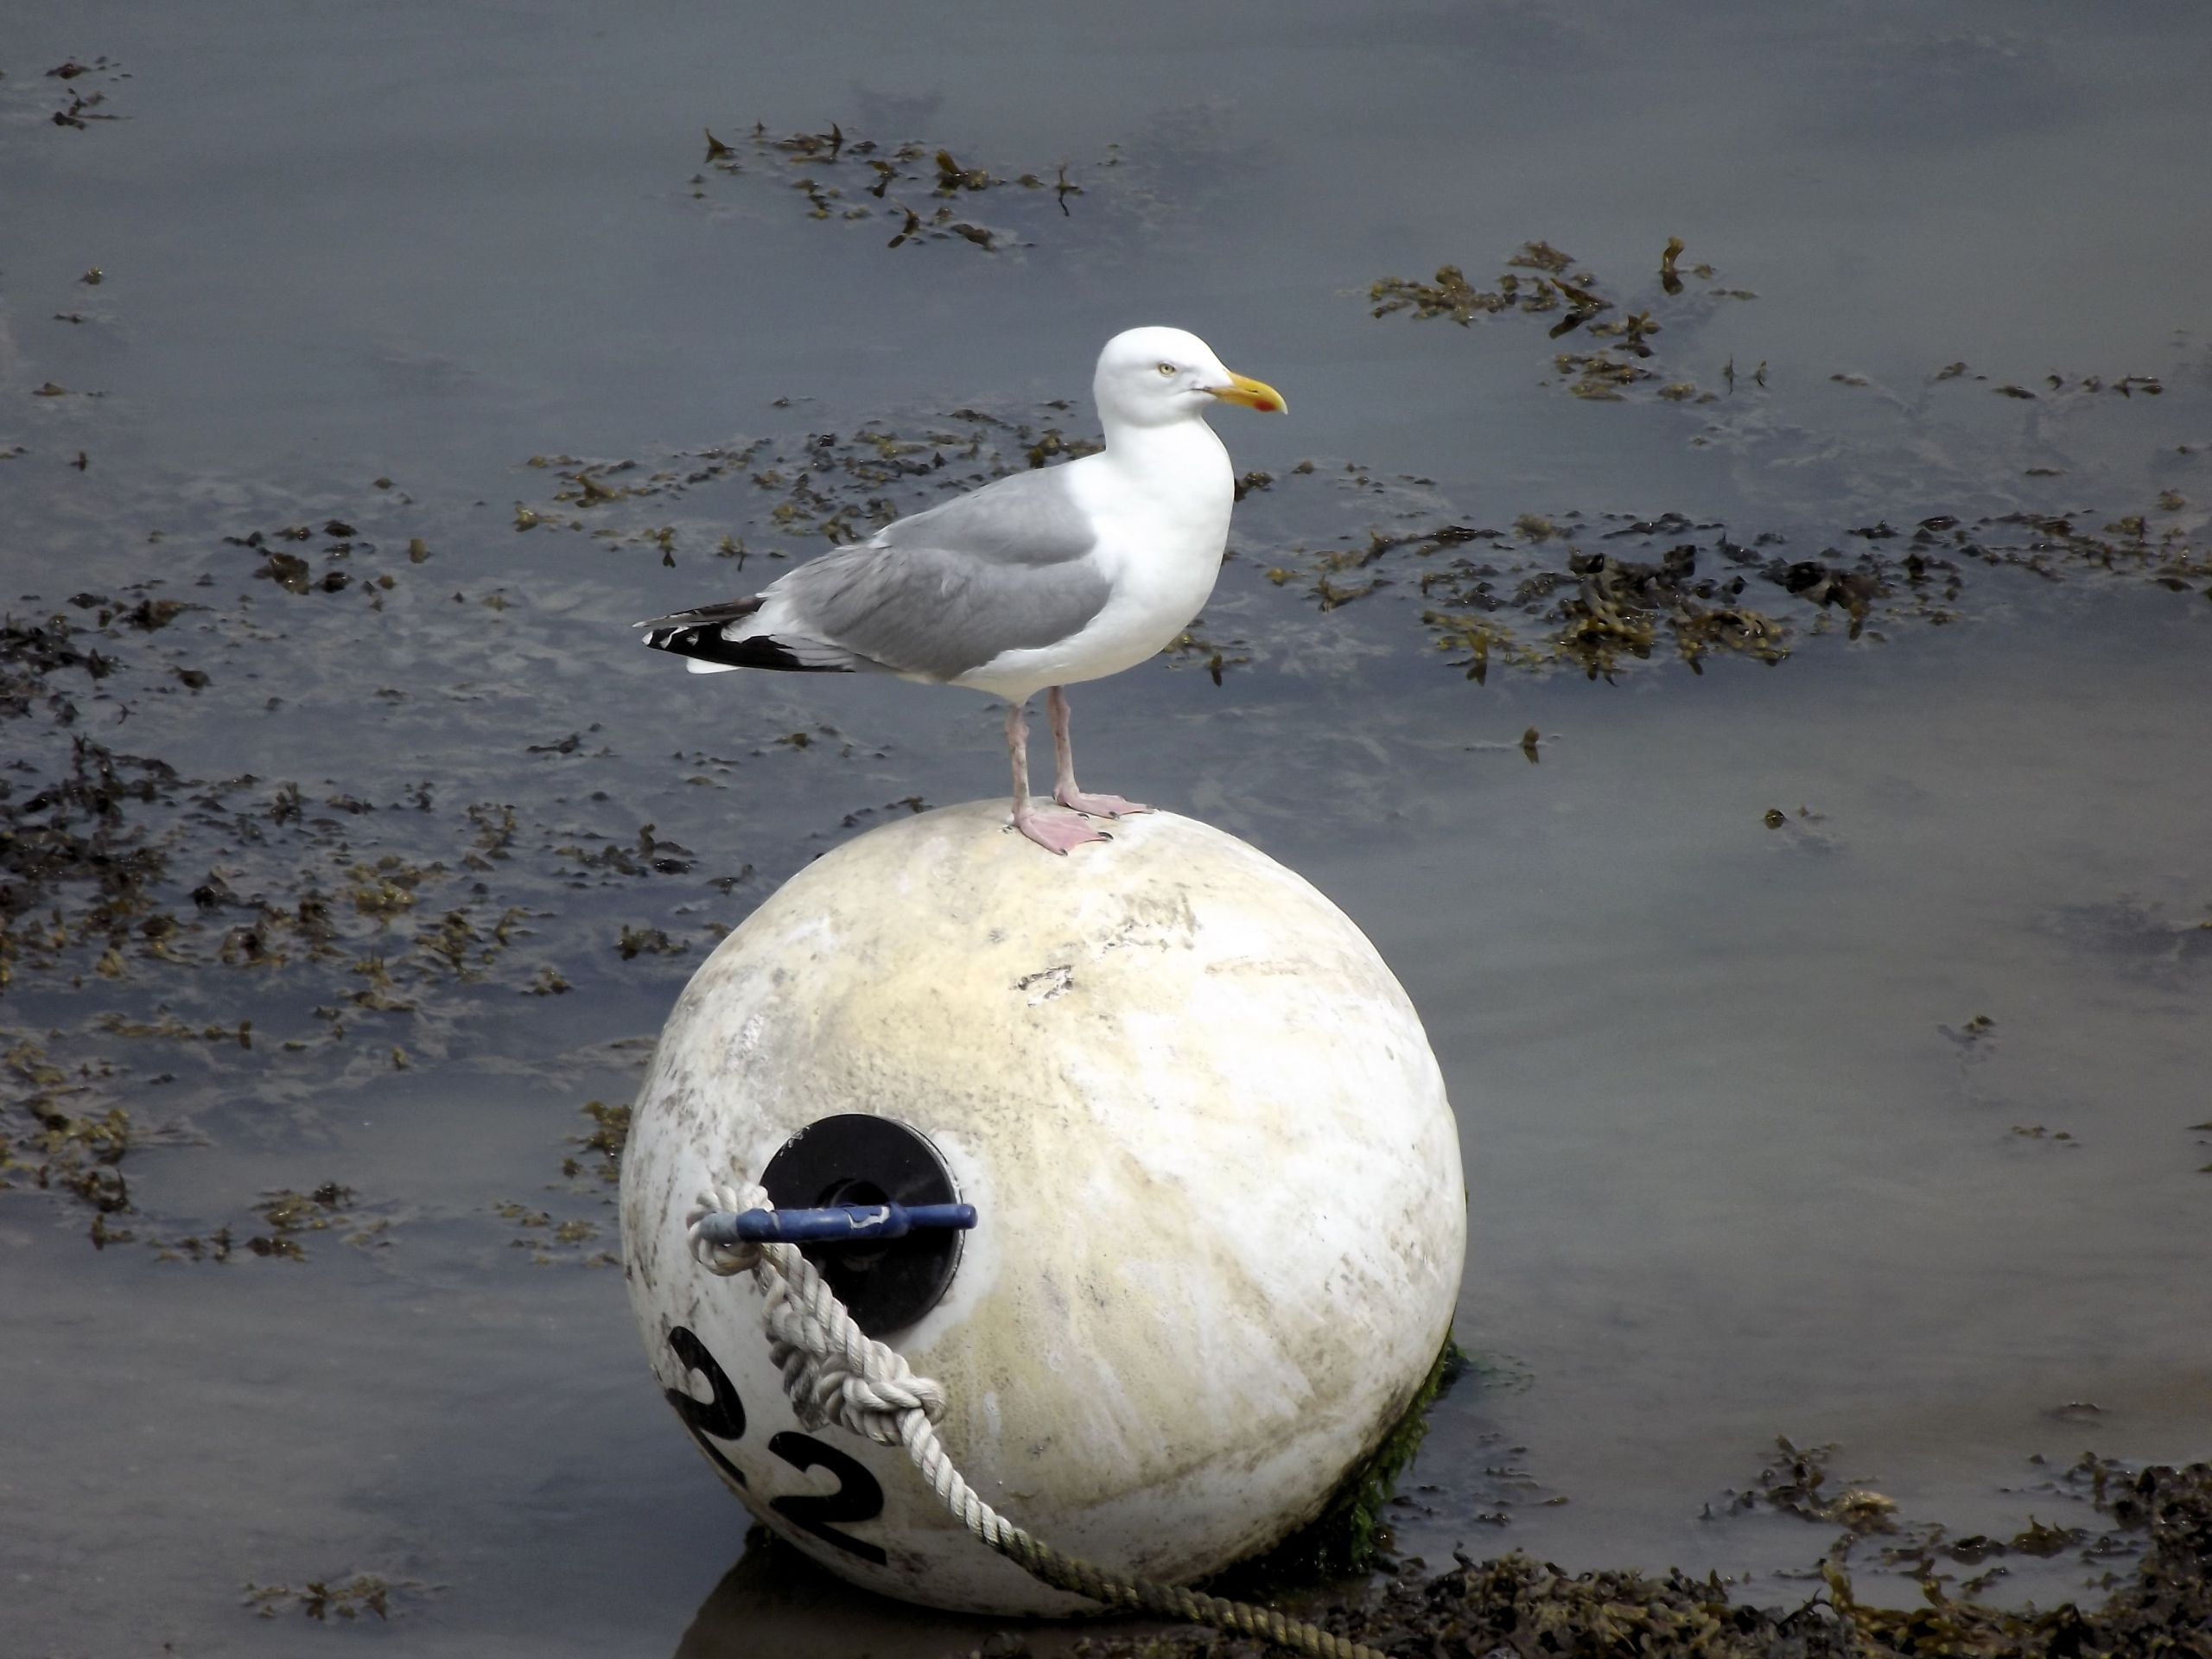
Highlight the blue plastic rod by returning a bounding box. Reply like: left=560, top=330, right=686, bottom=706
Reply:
left=695, top=1202, right=977, bottom=1246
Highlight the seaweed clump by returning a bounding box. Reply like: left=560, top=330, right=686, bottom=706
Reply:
left=689, top=121, right=1090, bottom=252
left=1248, top=460, right=2212, bottom=692
left=0, top=1036, right=131, bottom=1227
left=243, top=1572, right=424, bottom=1622
left=1414, top=531, right=1799, bottom=682
left=1072, top=1461, right=2212, bottom=1657
left=1370, top=238, right=1750, bottom=404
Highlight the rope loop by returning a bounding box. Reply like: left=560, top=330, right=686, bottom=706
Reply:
left=686, top=1182, right=765, bottom=1274
left=682, top=1173, right=1383, bottom=1659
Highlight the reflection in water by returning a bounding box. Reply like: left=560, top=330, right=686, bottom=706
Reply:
left=675, top=1535, right=1181, bottom=1659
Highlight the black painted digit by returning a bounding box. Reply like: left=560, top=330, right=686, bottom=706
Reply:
left=664, top=1325, right=747, bottom=1487
left=662, top=1330, right=891, bottom=1561
left=768, top=1430, right=888, bottom=1565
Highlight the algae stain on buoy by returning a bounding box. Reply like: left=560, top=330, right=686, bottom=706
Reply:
left=620, top=802, right=1465, bottom=1615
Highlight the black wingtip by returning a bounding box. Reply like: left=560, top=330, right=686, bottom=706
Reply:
left=644, top=624, right=852, bottom=674
left=634, top=594, right=766, bottom=633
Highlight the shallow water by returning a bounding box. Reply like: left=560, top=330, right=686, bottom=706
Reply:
left=6, top=3, right=2211, bottom=1654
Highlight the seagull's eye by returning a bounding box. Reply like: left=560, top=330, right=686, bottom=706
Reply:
left=1156, top=362, right=1178, bottom=377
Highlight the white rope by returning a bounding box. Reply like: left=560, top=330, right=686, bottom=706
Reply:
left=686, top=1182, right=946, bottom=1443
left=683, top=1180, right=1382, bottom=1659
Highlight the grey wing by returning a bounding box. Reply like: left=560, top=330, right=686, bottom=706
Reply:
left=774, top=467, right=1111, bottom=681
left=872, top=464, right=1100, bottom=568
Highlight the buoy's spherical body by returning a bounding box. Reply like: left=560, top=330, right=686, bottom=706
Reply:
left=621, top=803, right=1464, bottom=1615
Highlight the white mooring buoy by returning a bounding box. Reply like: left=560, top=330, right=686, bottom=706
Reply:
left=620, top=802, right=1465, bottom=1615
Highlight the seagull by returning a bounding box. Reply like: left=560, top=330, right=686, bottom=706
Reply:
left=637, top=326, right=1285, bottom=854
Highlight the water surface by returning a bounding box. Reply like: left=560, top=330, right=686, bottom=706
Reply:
left=5, top=3, right=2209, bottom=1653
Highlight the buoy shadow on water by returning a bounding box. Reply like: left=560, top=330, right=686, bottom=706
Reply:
left=623, top=801, right=1466, bottom=1615
left=673, top=1533, right=1198, bottom=1659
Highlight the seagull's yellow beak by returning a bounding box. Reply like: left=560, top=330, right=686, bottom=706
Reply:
left=1206, top=371, right=1287, bottom=415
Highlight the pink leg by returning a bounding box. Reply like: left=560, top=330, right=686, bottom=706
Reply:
left=1007, top=700, right=1109, bottom=855
left=1048, top=686, right=1150, bottom=818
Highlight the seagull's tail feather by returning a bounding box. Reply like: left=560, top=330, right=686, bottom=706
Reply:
left=643, top=617, right=864, bottom=676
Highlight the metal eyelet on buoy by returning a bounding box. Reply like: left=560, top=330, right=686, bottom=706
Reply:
left=758, top=1114, right=964, bottom=1337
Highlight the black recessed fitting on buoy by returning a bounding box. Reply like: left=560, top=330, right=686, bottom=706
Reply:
left=759, top=1114, right=966, bottom=1338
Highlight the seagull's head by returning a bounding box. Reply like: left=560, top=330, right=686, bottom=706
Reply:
left=1094, top=326, right=1287, bottom=433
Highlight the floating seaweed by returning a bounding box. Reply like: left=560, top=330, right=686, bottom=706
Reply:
left=687, top=120, right=1108, bottom=253
left=243, top=1572, right=426, bottom=1622
left=1240, top=455, right=2209, bottom=687
left=1370, top=237, right=1755, bottom=404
